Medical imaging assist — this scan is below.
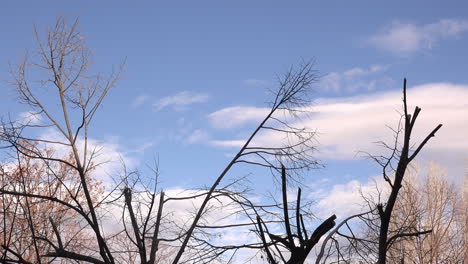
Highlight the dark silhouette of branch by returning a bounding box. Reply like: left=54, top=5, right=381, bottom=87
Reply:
left=172, top=61, right=319, bottom=264
left=376, top=79, right=440, bottom=264
left=255, top=166, right=336, bottom=264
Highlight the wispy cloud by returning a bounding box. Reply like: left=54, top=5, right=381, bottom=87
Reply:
left=210, top=140, right=246, bottom=148
left=313, top=176, right=387, bottom=219
left=208, top=106, right=269, bottom=129
left=368, top=19, right=468, bottom=56
left=38, top=129, right=137, bottom=185
left=343, top=65, right=385, bottom=78
left=154, top=91, right=209, bottom=111
left=321, top=72, right=341, bottom=93
left=17, top=111, right=42, bottom=125
left=187, top=129, right=210, bottom=144
left=131, top=95, right=151, bottom=107
left=320, top=65, right=390, bottom=94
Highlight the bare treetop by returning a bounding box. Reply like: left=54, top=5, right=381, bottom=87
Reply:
left=5, top=17, right=123, bottom=172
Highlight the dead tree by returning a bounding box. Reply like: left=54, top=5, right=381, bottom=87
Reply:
left=255, top=165, right=336, bottom=264
left=113, top=62, right=321, bottom=263
left=171, top=62, right=320, bottom=263
left=116, top=165, right=263, bottom=264
left=374, top=79, right=441, bottom=264
left=316, top=79, right=442, bottom=264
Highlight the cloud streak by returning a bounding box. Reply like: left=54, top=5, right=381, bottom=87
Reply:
left=368, top=19, right=468, bottom=55
left=320, top=65, right=390, bottom=94
left=154, top=91, right=209, bottom=111
left=131, top=95, right=150, bottom=107
left=208, top=106, right=269, bottom=129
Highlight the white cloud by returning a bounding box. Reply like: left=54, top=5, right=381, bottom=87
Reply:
left=343, top=65, right=385, bottom=79
left=129, top=140, right=157, bottom=154
left=343, top=68, right=366, bottom=78
left=208, top=106, right=269, bottom=129
left=38, top=129, right=137, bottom=185
left=210, top=83, right=468, bottom=179
left=187, top=129, right=210, bottom=144
left=168, top=118, right=213, bottom=145
left=131, top=95, right=150, bottom=107
left=84, top=138, right=138, bottom=183
left=368, top=19, right=468, bottom=55
left=210, top=139, right=246, bottom=148
left=313, top=177, right=387, bottom=219
left=17, top=111, right=42, bottom=125
left=300, top=83, right=468, bottom=159
left=370, top=65, right=384, bottom=73
left=321, top=72, right=342, bottom=93
left=320, top=65, right=389, bottom=94
left=154, top=91, right=209, bottom=111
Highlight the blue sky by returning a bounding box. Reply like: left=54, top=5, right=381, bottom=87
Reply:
left=1, top=1, right=467, bottom=218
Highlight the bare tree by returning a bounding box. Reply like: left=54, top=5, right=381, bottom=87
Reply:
left=316, top=79, right=443, bottom=264
left=114, top=165, right=260, bottom=264
left=1, top=17, right=321, bottom=264
left=254, top=165, right=336, bottom=264
left=319, top=163, right=467, bottom=264
left=386, top=162, right=466, bottom=263
left=109, top=62, right=321, bottom=264
left=373, top=79, right=442, bottom=264
left=5, top=17, right=457, bottom=264
left=1, top=17, right=122, bottom=264
left=171, top=61, right=320, bottom=263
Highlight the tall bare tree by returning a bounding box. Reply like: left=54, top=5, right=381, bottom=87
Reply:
left=373, top=79, right=442, bottom=264
left=316, top=79, right=444, bottom=264
left=171, top=61, right=320, bottom=264
left=1, top=17, right=122, bottom=264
